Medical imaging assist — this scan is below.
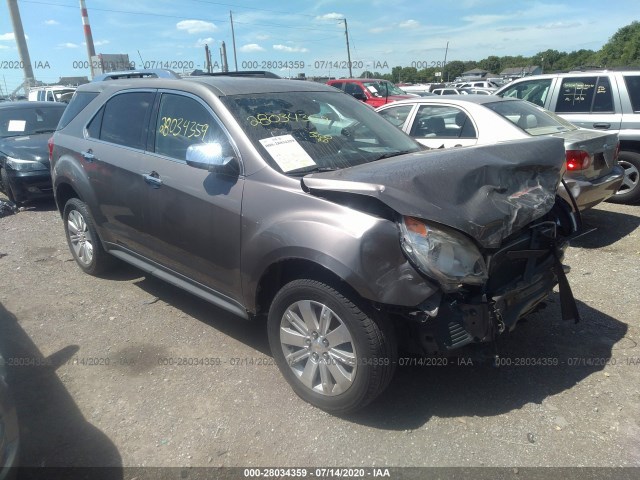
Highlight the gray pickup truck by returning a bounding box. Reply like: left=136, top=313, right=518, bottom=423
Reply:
left=496, top=70, right=640, bottom=204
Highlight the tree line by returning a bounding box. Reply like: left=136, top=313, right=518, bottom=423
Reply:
left=360, top=21, right=640, bottom=83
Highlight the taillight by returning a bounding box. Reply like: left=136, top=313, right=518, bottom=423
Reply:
left=565, top=150, right=591, bottom=171
left=48, top=136, right=54, bottom=162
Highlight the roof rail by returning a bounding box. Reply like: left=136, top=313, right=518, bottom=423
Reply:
left=92, top=69, right=181, bottom=81
left=189, top=70, right=282, bottom=79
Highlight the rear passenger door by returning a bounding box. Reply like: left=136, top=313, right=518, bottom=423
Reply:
left=141, top=91, right=244, bottom=303
left=550, top=75, right=622, bottom=132
left=82, top=90, right=156, bottom=254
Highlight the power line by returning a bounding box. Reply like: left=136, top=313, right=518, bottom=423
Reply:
left=17, top=0, right=339, bottom=32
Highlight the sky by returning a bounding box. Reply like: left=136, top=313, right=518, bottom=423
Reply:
left=1, top=0, right=639, bottom=94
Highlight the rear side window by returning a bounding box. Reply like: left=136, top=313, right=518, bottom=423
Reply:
left=98, top=92, right=154, bottom=149
left=624, top=75, right=640, bottom=112
left=329, top=82, right=345, bottom=91
left=555, top=76, right=614, bottom=113
left=410, top=105, right=477, bottom=139
left=57, top=91, right=99, bottom=130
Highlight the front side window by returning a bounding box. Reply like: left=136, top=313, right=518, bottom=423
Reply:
left=222, top=91, right=420, bottom=175
left=99, top=91, right=154, bottom=149
left=555, top=76, right=613, bottom=113
left=378, top=105, right=413, bottom=128
left=154, top=93, right=232, bottom=161
left=498, top=79, right=552, bottom=107
left=362, top=81, right=406, bottom=97
left=409, top=105, right=477, bottom=139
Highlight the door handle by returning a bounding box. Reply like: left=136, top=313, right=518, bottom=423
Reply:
left=143, top=171, right=163, bottom=188
left=81, top=149, right=95, bottom=162
left=592, top=122, right=611, bottom=129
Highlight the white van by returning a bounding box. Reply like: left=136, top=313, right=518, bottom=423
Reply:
left=28, top=86, right=77, bottom=103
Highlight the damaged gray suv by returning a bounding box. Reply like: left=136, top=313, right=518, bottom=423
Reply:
left=51, top=75, right=581, bottom=413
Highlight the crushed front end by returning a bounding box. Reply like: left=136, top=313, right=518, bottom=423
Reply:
left=396, top=202, right=581, bottom=355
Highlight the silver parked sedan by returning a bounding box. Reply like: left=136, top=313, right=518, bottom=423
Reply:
left=377, top=95, right=625, bottom=210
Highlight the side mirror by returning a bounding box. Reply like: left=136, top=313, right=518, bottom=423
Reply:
left=186, top=143, right=237, bottom=173
left=351, top=92, right=367, bottom=102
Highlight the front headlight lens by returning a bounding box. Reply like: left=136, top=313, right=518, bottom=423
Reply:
left=399, top=216, right=488, bottom=290
left=6, top=156, right=47, bottom=171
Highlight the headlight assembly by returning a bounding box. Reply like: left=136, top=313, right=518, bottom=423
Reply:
left=399, top=216, right=488, bottom=291
left=6, top=156, right=48, bottom=172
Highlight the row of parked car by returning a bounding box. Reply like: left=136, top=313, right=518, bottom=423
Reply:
left=0, top=68, right=635, bottom=421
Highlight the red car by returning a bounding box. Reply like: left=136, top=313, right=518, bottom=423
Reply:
left=326, top=78, right=413, bottom=108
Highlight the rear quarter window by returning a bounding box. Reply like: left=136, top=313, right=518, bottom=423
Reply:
left=555, top=76, right=614, bottom=113
left=57, top=91, right=99, bottom=130
left=623, top=75, right=640, bottom=112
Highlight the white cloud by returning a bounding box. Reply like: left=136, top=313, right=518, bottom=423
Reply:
left=44, top=19, right=59, bottom=25
left=369, top=26, right=391, bottom=34
left=195, top=37, right=214, bottom=47
left=94, top=39, right=110, bottom=46
left=316, top=12, right=343, bottom=21
left=58, top=42, right=79, bottom=48
left=0, top=32, right=14, bottom=41
left=399, top=19, right=420, bottom=29
left=0, top=45, right=7, bottom=49
left=273, top=44, right=308, bottom=53
left=176, top=20, right=217, bottom=35
left=256, top=34, right=270, bottom=41
left=240, top=43, right=265, bottom=53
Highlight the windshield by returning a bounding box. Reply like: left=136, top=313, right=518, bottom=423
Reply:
left=362, top=81, right=406, bottom=97
left=0, top=105, right=66, bottom=138
left=484, top=100, right=578, bottom=136
left=222, top=90, right=421, bottom=175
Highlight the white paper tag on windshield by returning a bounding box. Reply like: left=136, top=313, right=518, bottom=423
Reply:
left=7, top=120, right=26, bottom=132
left=259, top=135, right=316, bottom=172
left=366, top=85, right=378, bottom=93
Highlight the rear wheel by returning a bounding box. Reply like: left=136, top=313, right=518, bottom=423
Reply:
left=608, top=151, right=640, bottom=204
left=267, top=279, right=396, bottom=414
left=63, top=198, right=115, bottom=275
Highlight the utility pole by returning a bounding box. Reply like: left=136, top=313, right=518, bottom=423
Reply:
left=79, top=0, right=96, bottom=72
left=344, top=19, right=353, bottom=78
left=221, top=41, right=229, bottom=72
left=6, top=0, right=35, bottom=95
left=443, top=41, right=449, bottom=82
left=230, top=11, right=238, bottom=71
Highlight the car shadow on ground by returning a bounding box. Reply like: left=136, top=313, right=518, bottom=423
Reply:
left=572, top=207, right=640, bottom=249
left=127, top=274, right=628, bottom=431
left=345, top=295, right=628, bottom=429
left=130, top=275, right=271, bottom=356
left=0, top=302, right=123, bottom=478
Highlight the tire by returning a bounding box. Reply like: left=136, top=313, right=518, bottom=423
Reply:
left=267, top=279, right=396, bottom=414
left=63, top=198, right=115, bottom=275
left=0, top=167, right=17, bottom=203
left=608, top=151, right=640, bottom=204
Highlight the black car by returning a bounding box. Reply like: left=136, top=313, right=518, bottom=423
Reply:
left=0, top=101, right=66, bottom=204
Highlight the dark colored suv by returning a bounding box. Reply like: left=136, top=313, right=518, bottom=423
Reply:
left=51, top=75, right=580, bottom=413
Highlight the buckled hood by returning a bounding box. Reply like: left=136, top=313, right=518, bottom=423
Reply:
left=302, top=137, right=566, bottom=249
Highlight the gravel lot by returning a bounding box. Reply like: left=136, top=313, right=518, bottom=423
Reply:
left=0, top=193, right=639, bottom=471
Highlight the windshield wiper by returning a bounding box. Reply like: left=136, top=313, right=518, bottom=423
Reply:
left=373, top=150, right=414, bottom=161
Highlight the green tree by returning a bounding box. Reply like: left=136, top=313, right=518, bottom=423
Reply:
left=598, top=21, right=640, bottom=66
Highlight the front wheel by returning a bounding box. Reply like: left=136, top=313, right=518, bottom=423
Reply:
left=63, top=198, right=115, bottom=275
left=267, top=279, right=396, bottom=414
left=608, top=151, right=640, bottom=204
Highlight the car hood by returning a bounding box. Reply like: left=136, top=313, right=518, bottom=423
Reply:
left=302, top=137, right=566, bottom=249
left=0, top=134, right=51, bottom=165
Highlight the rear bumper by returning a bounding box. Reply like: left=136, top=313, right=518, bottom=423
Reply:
left=562, top=165, right=624, bottom=210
